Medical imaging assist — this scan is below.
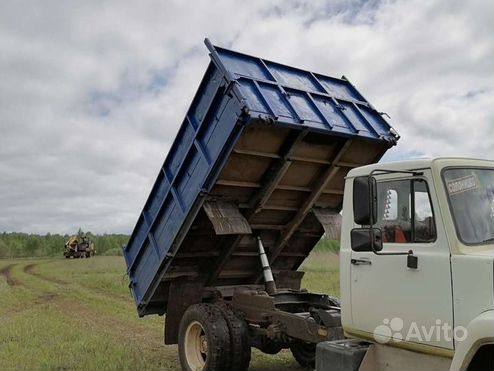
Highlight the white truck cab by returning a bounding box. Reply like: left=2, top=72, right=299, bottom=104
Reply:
left=335, top=157, right=494, bottom=371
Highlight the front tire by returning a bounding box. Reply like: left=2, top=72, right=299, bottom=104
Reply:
left=258, top=337, right=284, bottom=355
left=178, top=304, right=231, bottom=371
left=290, top=341, right=316, bottom=368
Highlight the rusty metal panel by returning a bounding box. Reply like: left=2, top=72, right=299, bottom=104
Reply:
left=203, top=201, right=252, bottom=235
left=313, top=208, right=342, bottom=241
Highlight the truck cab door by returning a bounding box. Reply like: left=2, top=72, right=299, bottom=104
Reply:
left=350, top=173, right=454, bottom=350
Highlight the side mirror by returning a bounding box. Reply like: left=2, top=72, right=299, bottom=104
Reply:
left=353, top=176, right=377, bottom=225
left=351, top=228, right=383, bottom=252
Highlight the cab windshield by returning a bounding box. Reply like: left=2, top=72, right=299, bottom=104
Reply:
left=442, top=167, right=494, bottom=245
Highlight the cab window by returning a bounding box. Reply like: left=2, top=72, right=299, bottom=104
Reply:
left=376, top=179, right=436, bottom=243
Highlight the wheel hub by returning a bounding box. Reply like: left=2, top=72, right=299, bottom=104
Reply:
left=184, top=321, right=208, bottom=371
left=200, top=335, right=208, bottom=353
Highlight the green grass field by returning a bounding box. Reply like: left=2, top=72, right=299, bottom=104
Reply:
left=0, top=252, right=339, bottom=371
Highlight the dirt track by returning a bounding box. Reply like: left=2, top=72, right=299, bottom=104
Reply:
left=0, top=258, right=183, bottom=370
left=0, top=257, right=306, bottom=370
left=23, top=263, right=67, bottom=285
left=0, top=264, right=19, bottom=286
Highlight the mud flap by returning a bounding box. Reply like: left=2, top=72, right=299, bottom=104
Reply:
left=313, top=208, right=342, bottom=241
left=164, top=278, right=205, bottom=344
left=203, top=201, right=252, bottom=235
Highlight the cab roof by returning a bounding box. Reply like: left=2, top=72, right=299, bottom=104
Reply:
left=347, top=157, right=494, bottom=178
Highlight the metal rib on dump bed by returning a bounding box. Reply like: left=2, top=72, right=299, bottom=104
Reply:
left=123, top=39, right=399, bottom=316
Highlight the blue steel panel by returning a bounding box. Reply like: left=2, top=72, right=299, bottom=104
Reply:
left=154, top=201, right=177, bottom=255
left=216, top=50, right=273, bottom=81
left=190, top=67, right=224, bottom=123
left=339, top=102, right=377, bottom=137
left=123, top=40, right=398, bottom=313
left=264, top=61, right=324, bottom=93
left=133, top=241, right=155, bottom=302
left=359, top=105, right=391, bottom=136
left=257, top=83, right=295, bottom=119
left=312, top=96, right=351, bottom=132
left=212, top=46, right=393, bottom=142
left=148, top=172, right=168, bottom=221
left=236, top=80, right=267, bottom=113
left=124, top=62, right=229, bottom=294
left=168, top=122, right=196, bottom=178
left=125, top=78, right=246, bottom=305
left=286, top=91, right=323, bottom=123
left=316, top=75, right=364, bottom=101
left=136, top=97, right=244, bottom=306
left=126, top=216, right=145, bottom=263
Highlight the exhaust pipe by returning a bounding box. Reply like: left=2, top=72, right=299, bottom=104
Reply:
left=257, top=236, right=277, bottom=295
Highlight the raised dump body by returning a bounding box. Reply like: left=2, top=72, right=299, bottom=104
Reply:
left=123, top=39, right=399, bottom=316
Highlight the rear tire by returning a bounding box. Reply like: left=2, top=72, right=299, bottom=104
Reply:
left=178, top=304, right=231, bottom=371
left=218, top=306, right=251, bottom=371
left=290, top=341, right=316, bottom=368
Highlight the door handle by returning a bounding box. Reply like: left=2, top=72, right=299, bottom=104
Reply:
left=351, top=258, right=372, bottom=266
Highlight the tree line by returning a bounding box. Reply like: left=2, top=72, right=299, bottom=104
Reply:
left=0, top=230, right=339, bottom=259
left=0, top=231, right=129, bottom=258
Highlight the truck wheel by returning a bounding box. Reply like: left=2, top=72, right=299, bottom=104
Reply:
left=218, top=306, right=251, bottom=371
left=257, top=336, right=284, bottom=354
left=178, top=304, right=231, bottom=371
left=290, top=341, right=316, bottom=368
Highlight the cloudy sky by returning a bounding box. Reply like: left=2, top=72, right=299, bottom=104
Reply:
left=1, top=0, right=492, bottom=234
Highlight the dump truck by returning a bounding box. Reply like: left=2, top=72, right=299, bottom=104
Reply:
left=123, top=40, right=494, bottom=371
left=64, top=235, right=95, bottom=258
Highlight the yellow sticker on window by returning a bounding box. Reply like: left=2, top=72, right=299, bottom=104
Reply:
left=447, top=174, right=479, bottom=195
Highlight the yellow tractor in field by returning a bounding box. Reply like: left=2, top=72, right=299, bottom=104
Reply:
left=64, top=235, right=95, bottom=259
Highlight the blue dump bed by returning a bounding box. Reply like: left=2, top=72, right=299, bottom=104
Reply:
left=123, top=39, right=399, bottom=316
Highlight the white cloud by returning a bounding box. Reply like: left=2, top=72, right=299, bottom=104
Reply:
left=0, top=0, right=492, bottom=233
